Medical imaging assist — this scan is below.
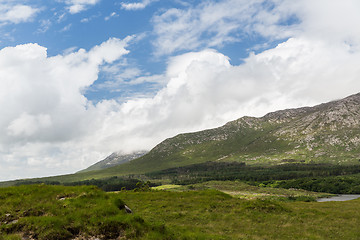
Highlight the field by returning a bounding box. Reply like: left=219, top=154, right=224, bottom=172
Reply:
left=118, top=190, right=360, bottom=240
left=1, top=184, right=359, bottom=239
left=162, top=180, right=332, bottom=201
left=1, top=162, right=360, bottom=239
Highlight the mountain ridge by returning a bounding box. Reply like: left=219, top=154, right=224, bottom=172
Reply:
left=1, top=92, right=360, bottom=185
left=131, top=92, right=360, bottom=167
left=87, top=92, right=360, bottom=179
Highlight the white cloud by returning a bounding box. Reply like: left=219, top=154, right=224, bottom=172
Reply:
left=101, top=67, right=142, bottom=84
left=0, top=3, right=39, bottom=24
left=152, top=0, right=273, bottom=55
left=105, top=12, right=118, bottom=21
left=0, top=38, right=131, bottom=180
left=98, top=61, right=165, bottom=90
left=60, top=23, right=72, bottom=32
left=121, top=0, right=157, bottom=11
left=64, top=0, right=101, bottom=14
left=130, top=74, right=165, bottom=85
left=277, top=0, right=360, bottom=50
left=152, top=0, right=360, bottom=55
left=37, top=19, right=52, bottom=33
left=56, top=12, right=66, bottom=23
left=81, top=17, right=90, bottom=23
left=7, top=113, right=52, bottom=137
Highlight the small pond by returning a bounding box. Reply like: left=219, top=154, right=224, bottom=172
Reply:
left=317, top=194, right=360, bottom=202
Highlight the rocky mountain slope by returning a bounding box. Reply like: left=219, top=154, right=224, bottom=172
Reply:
left=138, top=92, right=360, bottom=166
left=89, top=92, right=360, bottom=179
left=79, top=151, right=148, bottom=173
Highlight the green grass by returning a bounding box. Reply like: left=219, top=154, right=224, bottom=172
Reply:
left=118, top=190, right=360, bottom=239
left=172, top=181, right=332, bottom=201
left=0, top=185, right=172, bottom=239
left=1, top=184, right=359, bottom=239
left=152, top=184, right=182, bottom=190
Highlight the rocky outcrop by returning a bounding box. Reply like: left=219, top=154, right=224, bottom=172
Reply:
left=141, top=92, right=360, bottom=165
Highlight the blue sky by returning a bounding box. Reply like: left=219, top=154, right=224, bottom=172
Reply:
left=1, top=0, right=360, bottom=180
left=0, top=0, right=168, bottom=101
left=1, top=0, right=284, bottom=103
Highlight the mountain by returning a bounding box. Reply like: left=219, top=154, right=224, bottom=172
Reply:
left=78, top=151, right=148, bottom=173
left=1, top=92, right=360, bottom=185
left=68, top=92, right=360, bottom=181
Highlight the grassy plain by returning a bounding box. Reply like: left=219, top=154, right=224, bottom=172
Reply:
left=118, top=190, right=360, bottom=239
left=0, top=184, right=359, bottom=239
left=170, top=180, right=332, bottom=201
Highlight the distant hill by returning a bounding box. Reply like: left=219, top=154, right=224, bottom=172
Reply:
left=78, top=151, right=148, bottom=173
left=83, top=92, right=360, bottom=178
left=1, top=92, right=360, bottom=186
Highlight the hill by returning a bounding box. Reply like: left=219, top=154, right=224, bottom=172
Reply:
left=75, top=92, right=360, bottom=179
left=78, top=151, right=148, bottom=173
left=1, top=92, right=360, bottom=185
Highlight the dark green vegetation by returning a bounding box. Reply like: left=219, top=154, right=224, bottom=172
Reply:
left=0, top=185, right=171, bottom=240
left=260, top=174, right=360, bottom=194
left=14, top=177, right=157, bottom=192
left=146, top=161, right=360, bottom=194
left=7, top=162, right=360, bottom=195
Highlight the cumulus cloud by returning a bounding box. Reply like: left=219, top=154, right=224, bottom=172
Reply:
left=0, top=3, right=39, bottom=24
left=97, top=39, right=360, bottom=156
left=64, top=0, right=101, bottom=14
left=121, top=0, right=157, bottom=11
left=0, top=38, right=131, bottom=180
left=279, top=0, right=360, bottom=50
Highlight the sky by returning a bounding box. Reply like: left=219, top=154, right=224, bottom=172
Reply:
left=1, top=0, right=360, bottom=181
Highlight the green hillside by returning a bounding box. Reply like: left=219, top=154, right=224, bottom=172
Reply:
left=2, top=93, right=360, bottom=186
left=92, top=92, right=360, bottom=179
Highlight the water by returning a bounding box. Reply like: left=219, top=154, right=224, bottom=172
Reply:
left=317, top=194, right=360, bottom=202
